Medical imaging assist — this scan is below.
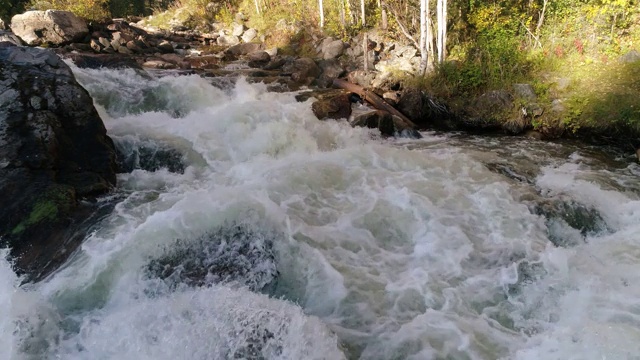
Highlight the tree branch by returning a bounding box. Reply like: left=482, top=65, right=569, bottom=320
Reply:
left=388, top=6, right=420, bottom=50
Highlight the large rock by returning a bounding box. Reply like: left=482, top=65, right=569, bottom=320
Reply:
left=0, top=46, right=117, bottom=280
left=226, top=42, right=263, bottom=56
left=351, top=110, right=395, bottom=136
left=241, top=28, right=257, bottom=43
left=10, top=10, right=88, bottom=46
left=322, top=39, right=345, bottom=59
left=290, top=57, right=321, bottom=85
left=311, top=93, right=352, bottom=120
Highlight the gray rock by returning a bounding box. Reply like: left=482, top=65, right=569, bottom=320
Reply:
left=0, top=46, right=117, bottom=280
left=0, top=30, right=23, bottom=46
left=232, top=22, right=245, bottom=36
left=322, top=39, right=345, bottom=59
left=291, top=57, right=321, bottom=84
left=241, top=28, right=257, bottom=43
left=316, top=59, right=345, bottom=88
left=318, top=58, right=345, bottom=79
left=98, top=36, right=111, bottom=49
left=620, top=50, right=640, bottom=63
left=247, top=50, right=270, bottom=68
left=551, top=99, right=565, bottom=113
left=346, top=70, right=376, bottom=87
left=217, top=34, right=240, bottom=46
left=513, top=83, right=537, bottom=101
left=10, top=10, right=88, bottom=46
left=265, top=47, right=278, bottom=57
left=226, top=42, right=262, bottom=56
left=0, top=18, right=5, bottom=30
left=375, top=56, right=416, bottom=73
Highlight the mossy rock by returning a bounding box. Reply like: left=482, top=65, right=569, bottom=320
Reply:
left=11, top=184, right=76, bottom=236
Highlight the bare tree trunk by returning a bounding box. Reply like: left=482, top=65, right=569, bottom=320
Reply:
left=418, top=0, right=429, bottom=74
left=536, top=0, right=549, bottom=35
left=363, top=33, right=369, bottom=71
left=381, top=2, right=388, bottom=30
left=361, top=0, right=366, bottom=26
left=319, top=0, right=324, bottom=28
left=340, top=0, right=346, bottom=30
left=254, top=0, right=261, bottom=14
left=436, top=0, right=447, bottom=62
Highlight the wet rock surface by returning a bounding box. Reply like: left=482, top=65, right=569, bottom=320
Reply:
left=0, top=45, right=117, bottom=280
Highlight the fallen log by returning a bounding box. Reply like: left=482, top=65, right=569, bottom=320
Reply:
left=332, top=78, right=417, bottom=129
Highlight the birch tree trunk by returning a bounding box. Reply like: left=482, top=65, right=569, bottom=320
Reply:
left=361, top=0, right=366, bottom=26
left=381, top=2, right=388, bottom=30
left=340, top=0, right=346, bottom=30
left=319, top=0, right=324, bottom=28
left=254, top=0, right=260, bottom=15
left=418, top=0, right=429, bottom=74
left=436, top=0, right=447, bottom=62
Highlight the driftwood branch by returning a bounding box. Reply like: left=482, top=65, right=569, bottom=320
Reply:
left=333, top=78, right=417, bottom=129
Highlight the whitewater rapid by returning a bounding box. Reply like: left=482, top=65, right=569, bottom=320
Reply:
left=2, top=65, right=640, bottom=359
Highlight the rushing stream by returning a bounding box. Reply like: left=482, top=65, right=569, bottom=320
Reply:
left=2, top=65, right=640, bottom=360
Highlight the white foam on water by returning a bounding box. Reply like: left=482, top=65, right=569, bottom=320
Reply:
left=3, top=65, right=639, bottom=359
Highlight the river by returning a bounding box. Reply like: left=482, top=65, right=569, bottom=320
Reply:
left=2, top=65, right=640, bottom=359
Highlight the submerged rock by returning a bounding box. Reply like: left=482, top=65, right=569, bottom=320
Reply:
left=0, top=46, right=117, bottom=280
left=114, top=138, right=186, bottom=174
left=146, top=222, right=280, bottom=292
left=533, top=198, right=610, bottom=246
left=11, top=10, right=88, bottom=46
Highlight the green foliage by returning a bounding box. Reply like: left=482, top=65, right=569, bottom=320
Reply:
left=0, top=0, right=25, bottom=21
left=29, top=0, right=111, bottom=20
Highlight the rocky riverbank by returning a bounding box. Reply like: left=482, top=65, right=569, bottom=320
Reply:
left=3, top=10, right=639, bottom=151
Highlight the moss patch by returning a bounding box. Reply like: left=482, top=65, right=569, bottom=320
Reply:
left=11, top=185, right=76, bottom=235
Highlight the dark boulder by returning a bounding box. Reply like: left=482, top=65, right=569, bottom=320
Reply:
left=0, top=46, right=117, bottom=280
left=397, top=89, right=458, bottom=130
left=247, top=50, right=271, bottom=68
left=311, top=93, right=352, bottom=120
left=351, top=110, right=395, bottom=137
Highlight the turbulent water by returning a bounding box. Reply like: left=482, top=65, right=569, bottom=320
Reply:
left=2, top=64, right=640, bottom=360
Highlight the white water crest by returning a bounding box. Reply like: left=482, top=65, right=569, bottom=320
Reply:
left=2, top=64, right=640, bottom=359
